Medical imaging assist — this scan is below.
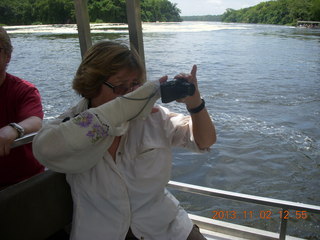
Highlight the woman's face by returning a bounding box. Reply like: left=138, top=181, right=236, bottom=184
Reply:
left=91, top=68, right=140, bottom=107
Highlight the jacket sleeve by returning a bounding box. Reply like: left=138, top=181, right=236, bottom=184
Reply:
left=159, top=106, right=210, bottom=153
left=33, top=81, right=160, bottom=173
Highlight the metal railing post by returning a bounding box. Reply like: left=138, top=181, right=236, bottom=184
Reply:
left=279, top=208, right=288, bottom=240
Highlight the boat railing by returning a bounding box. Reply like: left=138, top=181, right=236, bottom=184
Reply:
left=167, top=181, right=320, bottom=240
left=296, top=20, right=320, bottom=28
left=10, top=132, right=38, bottom=148
left=10, top=134, right=320, bottom=239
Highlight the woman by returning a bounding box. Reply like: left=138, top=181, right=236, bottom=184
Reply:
left=33, top=41, right=216, bottom=240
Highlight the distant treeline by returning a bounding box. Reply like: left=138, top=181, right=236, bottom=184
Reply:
left=182, top=15, right=222, bottom=22
left=0, top=0, right=181, bottom=25
left=183, top=0, right=319, bottom=25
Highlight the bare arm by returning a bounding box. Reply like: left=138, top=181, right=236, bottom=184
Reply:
left=176, top=65, right=216, bottom=149
left=0, top=116, right=42, bottom=156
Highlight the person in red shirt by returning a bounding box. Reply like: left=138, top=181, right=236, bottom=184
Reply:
left=0, top=26, right=44, bottom=189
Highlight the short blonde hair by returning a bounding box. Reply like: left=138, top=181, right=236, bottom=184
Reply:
left=0, top=26, right=13, bottom=58
left=73, top=41, right=145, bottom=99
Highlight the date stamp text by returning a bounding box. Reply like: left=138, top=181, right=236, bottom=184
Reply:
left=212, top=210, right=308, bottom=220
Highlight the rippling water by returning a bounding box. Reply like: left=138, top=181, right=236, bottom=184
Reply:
left=5, top=22, right=320, bottom=238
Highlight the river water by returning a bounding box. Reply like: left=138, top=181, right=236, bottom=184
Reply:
left=5, top=22, right=320, bottom=238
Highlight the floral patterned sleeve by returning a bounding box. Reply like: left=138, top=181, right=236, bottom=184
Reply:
left=33, top=81, right=160, bottom=173
left=33, top=108, right=117, bottom=173
left=73, top=112, right=109, bottom=143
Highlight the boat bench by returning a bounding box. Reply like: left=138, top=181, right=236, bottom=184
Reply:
left=0, top=170, right=73, bottom=240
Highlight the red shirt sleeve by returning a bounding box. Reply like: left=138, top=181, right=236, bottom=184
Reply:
left=16, top=85, right=44, bottom=121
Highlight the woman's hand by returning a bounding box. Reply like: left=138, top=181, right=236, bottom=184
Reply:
left=152, top=75, right=168, bottom=113
left=174, top=65, right=202, bottom=109
left=175, top=65, right=216, bottom=149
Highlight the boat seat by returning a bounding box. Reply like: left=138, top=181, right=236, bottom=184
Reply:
left=0, top=170, right=73, bottom=240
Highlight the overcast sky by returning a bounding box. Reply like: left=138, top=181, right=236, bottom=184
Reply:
left=172, top=0, right=267, bottom=16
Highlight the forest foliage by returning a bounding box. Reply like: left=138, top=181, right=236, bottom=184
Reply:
left=221, top=0, right=320, bottom=25
left=0, top=0, right=181, bottom=25
left=182, top=15, right=222, bottom=22
left=0, top=0, right=319, bottom=26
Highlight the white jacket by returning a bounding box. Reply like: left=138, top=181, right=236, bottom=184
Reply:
left=33, top=81, right=207, bottom=240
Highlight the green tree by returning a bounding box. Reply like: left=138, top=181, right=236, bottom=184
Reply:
left=0, top=0, right=34, bottom=25
left=311, top=0, right=320, bottom=20
left=0, top=0, right=182, bottom=25
left=88, top=0, right=127, bottom=23
left=222, top=0, right=319, bottom=25
left=33, top=0, right=74, bottom=24
left=288, top=0, right=312, bottom=21
left=140, top=0, right=181, bottom=22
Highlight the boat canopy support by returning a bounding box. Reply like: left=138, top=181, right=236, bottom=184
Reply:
left=73, top=0, right=92, bottom=58
left=73, top=0, right=145, bottom=64
left=125, top=0, right=145, bottom=65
